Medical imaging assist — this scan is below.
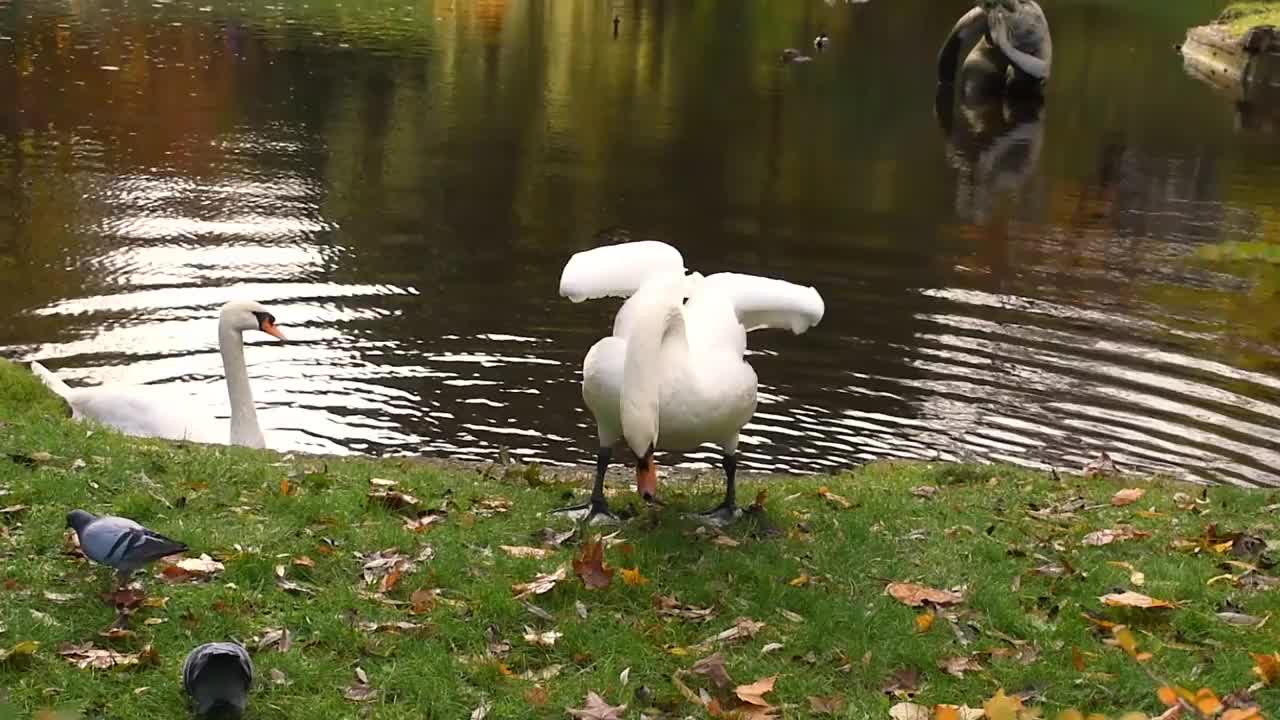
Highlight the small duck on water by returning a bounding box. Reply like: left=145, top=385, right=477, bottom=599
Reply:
left=814, top=32, right=830, bottom=50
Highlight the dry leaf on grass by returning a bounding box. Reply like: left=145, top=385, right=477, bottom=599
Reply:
left=566, top=691, right=626, bottom=720
left=702, top=617, right=765, bottom=647
left=938, top=655, right=984, bottom=678
left=157, top=554, right=224, bottom=583
left=256, top=628, right=292, bottom=653
left=622, top=567, right=648, bottom=586
left=501, top=545, right=553, bottom=559
left=1111, top=488, right=1146, bottom=506
left=1084, top=452, right=1118, bottom=477
left=915, top=612, right=935, bottom=633
left=358, top=621, right=428, bottom=635
left=573, top=540, right=614, bottom=590
left=511, top=566, right=567, bottom=599
left=1100, top=591, right=1173, bottom=609
left=735, top=675, right=777, bottom=707
left=274, top=565, right=316, bottom=595
left=522, top=627, right=562, bottom=647
left=403, top=512, right=446, bottom=533
left=817, top=486, right=852, bottom=509
left=886, top=582, right=965, bottom=607
left=653, top=594, right=716, bottom=622
left=983, top=690, right=1024, bottom=720
left=410, top=588, right=439, bottom=614
left=58, top=642, right=156, bottom=669
left=367, top=488, right=420, bottom=511
left=935, top=705, right=984, bottom=720
left=1251, top=652, right=1279, bottom=686
left=473, top=496, right=513, bottom=517
left=889, top=702, right=931, bottom=720
left=692, top=652, right=733, bottom=689
left=881, top=668, right=922, bottom=696
left=1083, top=526, right=1150, bottom=547
left=808, top=695, right=846, bottom=715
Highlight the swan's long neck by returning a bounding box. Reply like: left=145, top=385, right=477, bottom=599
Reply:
left=219, top=322, right=265, bottom=448
left=620, top=301, right=684, bottom=458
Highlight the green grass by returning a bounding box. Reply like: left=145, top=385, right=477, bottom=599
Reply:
left=0, top=358, right=1278, bottom=719
left=1219, top=2, right=1280, bottom=34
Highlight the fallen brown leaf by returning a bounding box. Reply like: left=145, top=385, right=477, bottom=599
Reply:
left=692, top=652, right=733, bottom=689
left=157, top=554, right=224, bottom=583
left=817, top=486, right=852, bottom=509
left=735, top=675, right=777, bottom=707
left=524, top=686, right=550, bottom=706
left=403, top=512, right=446, bottom=533
left=1252, top=651, right=1279, bottom=686
left=882, top=667, right=922, bottom=697
left=1083, top=526, right=1150, bottom=547
left=938, top=655, right=984, bottom=678
left=57, top=642, right=154, bottom=670
left=566, top=691, right=626, bottom=720
left=653, top=594, right=716, bottom=623
left=1111, top=488, right=1146, bottom=506
left=808, top=695, right=845, bottom=715
left=501, top=545, right=553, bottom=559
left=410, top=587, right=439, bottom=614
left=511, top=566, right=567, bottom=599
left=1084, top=451, right=1118, bottom=477
left=886, top=582, right=965, bottom=607
left=573, top=540, right=614, bottom=590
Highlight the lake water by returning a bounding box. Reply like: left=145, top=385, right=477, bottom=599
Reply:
left=4, top=0, right=1280, bottom=486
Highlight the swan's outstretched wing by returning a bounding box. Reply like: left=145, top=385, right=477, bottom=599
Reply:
left=559, top=241, right=685, bottom=302
left=701, top=272, right=825, bottom=334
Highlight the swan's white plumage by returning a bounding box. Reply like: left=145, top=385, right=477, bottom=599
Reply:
left=28, top=301, right=281, bottom=448
left=700, top=272, right=825, bottom=334
left=31, top=365, right=223, bottom=443
left=569, top=242, right=824, bottom=462
left=559, top=240, right=685, bottom=302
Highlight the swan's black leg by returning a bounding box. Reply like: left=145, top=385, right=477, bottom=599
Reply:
left=549, top=448, right=618, bottom=525
left=697, top=453, right=742, bottom=527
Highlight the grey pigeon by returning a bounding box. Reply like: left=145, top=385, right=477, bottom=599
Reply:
left=66, top=509, right=188, bottom=586
left=182, top=642, right=254, bottom=718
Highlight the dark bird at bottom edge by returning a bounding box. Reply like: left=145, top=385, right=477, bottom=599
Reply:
left=183, top=642, right=254, bottom=718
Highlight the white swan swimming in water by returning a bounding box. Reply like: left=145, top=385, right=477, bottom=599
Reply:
left=29, top=300, right=286, bottom=449
left=555, top=241, right=825, bottom=525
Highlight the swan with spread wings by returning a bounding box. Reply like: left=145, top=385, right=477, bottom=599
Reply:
left=555, top=241, right=825, bottom=526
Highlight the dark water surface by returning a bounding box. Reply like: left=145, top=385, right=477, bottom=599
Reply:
left=3, top=0, right=1280, bottom=485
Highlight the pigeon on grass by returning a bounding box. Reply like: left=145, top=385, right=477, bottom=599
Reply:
left=66, top=509, right=188, bottom=588
left=182, top=642, right=254, bottom=718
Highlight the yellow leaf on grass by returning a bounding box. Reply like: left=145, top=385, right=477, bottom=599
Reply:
left=789, top=574, right=812, bottom=588
left=622, top=567, right=648, bottom=587
left=1193, top=689, right=1223, bottom=716
left=1156, top=687, right=1180, bottom=706
left=915, top=612, right=935, bottom=633
left=1111, top=488, right=1145, bottom=506
left=983, top=690, right=1023, bottom=720
left=1100, top=591, right=1172, bottom=609
left=1252, top=651, right=1280, bottom=686
left=1055, top=711, right=1084, bottom=720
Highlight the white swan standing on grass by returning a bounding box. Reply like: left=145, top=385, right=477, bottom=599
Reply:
left=29, top=300, right=286, bottom=449
left=554, top=241, right=825, bottom=526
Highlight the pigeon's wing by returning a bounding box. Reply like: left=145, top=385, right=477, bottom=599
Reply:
left=83, top=516, right=187, bottom=567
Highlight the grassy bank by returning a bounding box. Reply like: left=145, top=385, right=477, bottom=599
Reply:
left=0, top=359, right=1277, bottom=719
left=1219, top=2, right=1280, bottom=35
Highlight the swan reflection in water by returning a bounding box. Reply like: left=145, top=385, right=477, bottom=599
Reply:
left=935, top=85, right=1045, bottom=224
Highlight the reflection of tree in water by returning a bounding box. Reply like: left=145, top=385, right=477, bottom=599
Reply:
left=935, top=85, right=1043, bottom=225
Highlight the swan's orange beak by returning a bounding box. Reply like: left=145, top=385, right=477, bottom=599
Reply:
left=261, top=319, right=286, bottom=341
left=636, top=452, right=657, bottom=501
